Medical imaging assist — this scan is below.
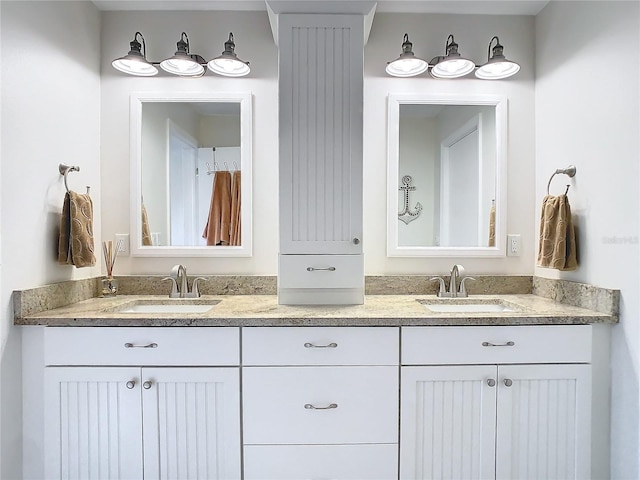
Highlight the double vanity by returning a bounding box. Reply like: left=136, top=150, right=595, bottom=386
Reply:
left=15, top=276, right=617, bottom=480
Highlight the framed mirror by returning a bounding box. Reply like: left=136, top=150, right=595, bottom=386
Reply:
left=130, top=91, right=252, bottom=257
left=387, top=93, right=507, bottom=257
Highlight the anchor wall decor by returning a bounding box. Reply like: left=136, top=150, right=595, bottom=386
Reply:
left=398, top=175, right=422, bottom=225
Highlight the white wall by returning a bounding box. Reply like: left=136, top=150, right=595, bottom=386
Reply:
left=0, top=1, right=101, bottom=477
left=101, top=11, right=278, bottom=275
left=364, top=13, right=536, bottom=275
left=535, top=2, right=640, bottom=478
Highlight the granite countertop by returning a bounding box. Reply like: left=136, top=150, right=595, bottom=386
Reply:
left=14, top=294, right=617, bottom=327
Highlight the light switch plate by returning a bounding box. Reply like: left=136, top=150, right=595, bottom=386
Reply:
left=115, top=234, right=130, bottom=257
left=507, top=234, right=521, bottom=256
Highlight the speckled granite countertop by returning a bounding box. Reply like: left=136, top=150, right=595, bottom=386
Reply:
left=14, top=294, right=617, bottom=327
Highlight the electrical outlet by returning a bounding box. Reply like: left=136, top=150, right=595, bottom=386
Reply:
left=115, top=234, right=130, bottom=257
left=507, top=234, right=521, bottom=256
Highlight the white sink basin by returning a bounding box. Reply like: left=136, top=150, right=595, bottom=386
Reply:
left=424, top=303, right=513, bottom=313
left=110, top=300, right=220, bottom=314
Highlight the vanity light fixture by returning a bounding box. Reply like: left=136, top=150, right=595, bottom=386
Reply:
left=112, top=31, right=250, bottom=78
left=430, top=34, right=476, bottom=79
left=475, top=36, right=520, bottom=80
left=111, top=32, right=158, bottom=76
left=385, top=33, right=520, bottom=80
left=386, top=33, right=428, bottom=77
left=160, top=32, right=205, bottom=77
left=207, top=33, right=251, bottom=77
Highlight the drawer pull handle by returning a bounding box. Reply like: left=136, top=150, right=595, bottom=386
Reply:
left=126, top=381, right=136, bottom=389
left=306, top=267, right=336, bottom=272
left=487, top=379, right=496, bottom=387
left=482, top=341, right=515, bottom=347
left=304, top=342, right=338, bottom=349
left=504, top=379, right=513, bottom=387
left=124, top=342, right=158, bottom=349
left=304, top=403, right=338, bottom=410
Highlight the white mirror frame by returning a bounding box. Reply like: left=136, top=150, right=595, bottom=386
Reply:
left=387, top=93, right=507, bottom=257
left=130, top=91, right=253, bottom=257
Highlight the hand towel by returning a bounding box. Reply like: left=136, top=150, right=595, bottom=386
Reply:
left=230, top=171, right=241, bottom=246
left=488, top=201, right=496, bottom=247
left=537, top=194, right=577, bottom=271
left=141, top=203, right=153, bottom=246
left=58, top=191, right=96, bottom=267
left=202, top=171, right=232, bottom=246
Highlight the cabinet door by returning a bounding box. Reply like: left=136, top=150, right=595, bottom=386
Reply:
left=44, top=367, right=143, bottom=480
left=141, top=367, right=241, bottom=480
left=278, top=14, right=363, bottom=254
left=400, top=365, right=497, bottom=480
left=495, top=364, right=591, bottom=480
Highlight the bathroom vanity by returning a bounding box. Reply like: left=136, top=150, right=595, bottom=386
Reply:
left=16, top=289, right=615, bottom=480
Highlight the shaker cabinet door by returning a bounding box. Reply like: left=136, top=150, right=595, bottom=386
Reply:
left=44, top=366, right=144, bottom=480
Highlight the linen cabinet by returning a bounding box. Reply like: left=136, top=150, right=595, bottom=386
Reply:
left=277, top=11, right=366, bottom=305
left=40, top=327, right=241, bottom=480
left=400, top=326, right=594, bottom=480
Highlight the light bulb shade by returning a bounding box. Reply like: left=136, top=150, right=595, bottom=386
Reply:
left=207, top=33, right=250, bottom=77
left=112, top=32, right=158, bottom=76
left=430, top=34, right=475, bottom=79
left=385, top=33, right=428, bottom=77
left=475, top=37, right=520, bottom=79
left=160, top=32, right=205, bottom=76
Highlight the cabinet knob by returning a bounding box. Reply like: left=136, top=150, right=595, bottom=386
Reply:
left=126, top=380, right=135, bottom=389
left=304, top=403, right=338, bottom=410
left=353, top=237, right=360, bottom=245
left=487, top=379, right=496, bottom=387
left=503, top=379, right=513, bottom=387
left=143, top=381, right=153, bottom=390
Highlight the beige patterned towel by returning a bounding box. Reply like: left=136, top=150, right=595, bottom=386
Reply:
left=141, top=203, right=153, bottom=246
left=58, top=191, right=96, bottom=267
left=230, top=171, right=241, bottom=246
left=537, top=194, right=577, bottom=271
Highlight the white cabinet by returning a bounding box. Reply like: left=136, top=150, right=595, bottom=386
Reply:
left=41, top=327, right=241, bottom=480
left=242, top=327, right=399, bottom=480
left=277, top=13, right=365, bottom=304
left=400, top=326, right=593, bottom=480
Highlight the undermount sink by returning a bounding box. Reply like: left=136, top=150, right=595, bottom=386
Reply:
left=108, top=299, right=220, bottom=314
left=419, top=299, right=516, bottom=313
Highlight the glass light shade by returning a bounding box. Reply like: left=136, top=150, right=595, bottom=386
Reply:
left=430, top=57, right=475, bottom=78
left=207, top=56, right=250, bottom=77
left=112, top=56, right=158, bottom=76
left=475, top=60, right=520, bottom=79
left=386, top=34, right=428, bottom=77
left=160, top=55, right=205, bottom=76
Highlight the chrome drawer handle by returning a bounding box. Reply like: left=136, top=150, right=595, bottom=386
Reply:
left=306, top=267, right=336, bottom=272
left=482, top=341, right=515, bottom=347
left=304, top=342, right=338, bottom=349
left=124, top=342, right=158, bottom=349
left=304, top=403, right=338, bottom=410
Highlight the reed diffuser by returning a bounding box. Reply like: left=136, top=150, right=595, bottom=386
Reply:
left=101, top=239, right=123, bottom=297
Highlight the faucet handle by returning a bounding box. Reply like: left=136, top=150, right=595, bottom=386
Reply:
left=162, top=277, right=179, bottom=298
left=459, top=276, right=476, bottom=297
left=191, top=277, right=208, bottom=297
left=429, top=276, right=447, bottom=297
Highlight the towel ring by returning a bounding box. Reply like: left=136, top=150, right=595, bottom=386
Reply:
left=546, top=165, right=576, bottom=195
left=59, top=163, right=90, bottom=194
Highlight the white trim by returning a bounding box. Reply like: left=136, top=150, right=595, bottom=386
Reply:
left=130, top=91, right=253, bottom=257
left=386, top=93, right=508, bottom=257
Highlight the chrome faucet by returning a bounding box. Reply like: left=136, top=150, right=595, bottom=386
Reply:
left=430, top=264, right=475, bottom=298
left=163, top=265, right=207, bottom=298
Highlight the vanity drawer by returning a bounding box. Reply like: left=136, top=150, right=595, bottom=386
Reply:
left=243, top=327, right=399, bottom=365
left=243, top=366, right=398, bottom=444
left=44, top=327, right=239, bottom=366
left=279, top=254, right=363, bottom=289
left=244, top=444, right=398, bottom=480
left=402, top=325, right=592, bottom=365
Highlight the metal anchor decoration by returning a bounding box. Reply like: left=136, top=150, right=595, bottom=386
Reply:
left=398, top=175, right=422, bottom=225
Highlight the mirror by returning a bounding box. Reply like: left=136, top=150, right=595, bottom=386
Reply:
left=387, top=94, right=507, bottom=257
left=130, top=92, right=252, bottom=257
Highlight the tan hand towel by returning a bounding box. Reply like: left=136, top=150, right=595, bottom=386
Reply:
left=58, top=191, right=96, bottom=267
left=488, top=201, right=496, bottom=247
left=202, top=171, right=232, bottom=246
left=141, top=203, right=153, bottom=246
left=537, top=194, right=577, bottom=271
left=230, top=171, right=241, bottom=246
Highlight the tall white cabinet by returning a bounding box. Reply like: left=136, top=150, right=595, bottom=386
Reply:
left=276, top=9, right=370, bottom=304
